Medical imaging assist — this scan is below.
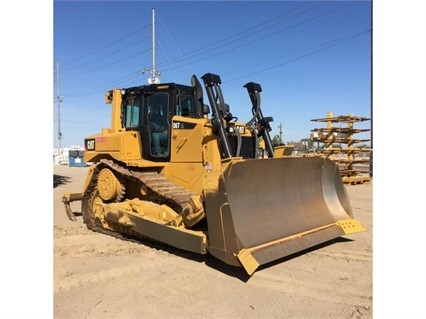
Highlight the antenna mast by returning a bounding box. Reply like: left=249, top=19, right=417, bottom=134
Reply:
left=56, top=59, right=63, bottom=149
left=145, top=8, right=161, bottom=84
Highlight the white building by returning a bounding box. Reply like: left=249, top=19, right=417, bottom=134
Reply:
left=53, top=145, right=84, bottom=165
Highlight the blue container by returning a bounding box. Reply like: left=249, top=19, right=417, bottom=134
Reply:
left=68, top=150, right=86, bottom=167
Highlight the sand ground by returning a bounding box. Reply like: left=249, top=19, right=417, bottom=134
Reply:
left=54, top=164, right=372, bottom=319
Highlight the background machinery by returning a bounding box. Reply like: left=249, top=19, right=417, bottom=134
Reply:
left=63, top=72, right=364, bottom=275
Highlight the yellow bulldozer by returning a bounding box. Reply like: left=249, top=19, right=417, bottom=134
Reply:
left=63, top=72, right=364, bottom=275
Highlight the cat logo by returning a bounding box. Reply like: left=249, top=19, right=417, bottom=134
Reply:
left=86, top=139, right=95, bottom=150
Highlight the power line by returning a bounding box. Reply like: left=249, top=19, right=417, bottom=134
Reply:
left=65, top=71, right=142, bottom=97
left=60, top=24, right=150, bottom=65
left=157, top=2, right=352, bottom=75
left=62, top=48, right=151, bottom=81
left=156, top=11, right=194, bottom=77
left=224, top=29, right=371, bottom=83
left=58, top=2, right=363, bottom=98
left=61, top=38, right=150, bottom=73
left=58, top=2, right=340, bottom=94
left=152, top=1, right=328, bottom=70
left=223, top=28, right=371, bottom=77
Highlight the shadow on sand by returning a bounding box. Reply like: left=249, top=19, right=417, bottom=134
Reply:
left=54, top=174, right=72, bottom=188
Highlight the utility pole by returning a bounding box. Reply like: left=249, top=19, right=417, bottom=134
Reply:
left=56, top=59, right=63, bottom=151
left=278, top=123, right=283, bottom=145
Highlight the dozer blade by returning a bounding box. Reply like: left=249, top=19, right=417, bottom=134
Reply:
left=204, top=156, right=365, bottom=275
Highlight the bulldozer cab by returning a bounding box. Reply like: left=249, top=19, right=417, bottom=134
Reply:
left=121, top=83, right=201, bottom=161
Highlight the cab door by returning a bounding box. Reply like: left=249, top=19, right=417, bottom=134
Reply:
left=142, top=91, right=171, bottom=161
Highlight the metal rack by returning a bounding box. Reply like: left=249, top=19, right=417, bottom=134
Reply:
left=310, top=112, right=372, bottom=184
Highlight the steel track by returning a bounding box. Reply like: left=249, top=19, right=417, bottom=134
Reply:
left=81, top=159, right=195, bottom=243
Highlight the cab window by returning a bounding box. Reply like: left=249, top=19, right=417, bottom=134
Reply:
left=123, top=97, right=141, bottom=128
left=176, top=94, right=195, bottom=117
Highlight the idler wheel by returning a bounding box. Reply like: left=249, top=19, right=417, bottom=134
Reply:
left=97, top=168, right=124, bottom=201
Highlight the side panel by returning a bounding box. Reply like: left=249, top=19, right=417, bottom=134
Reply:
left=170, top=116, right=204, bottom=163
left=166, top=116, right=207, bottom=193
left=84, top=131, right=143, bottom=163
left=121, top=131, right=143, bottom=162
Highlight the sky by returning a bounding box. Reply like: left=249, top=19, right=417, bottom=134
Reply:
left=2, top=1, right=426, bottom=318
left=53, top=0, right=372, bottom=148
